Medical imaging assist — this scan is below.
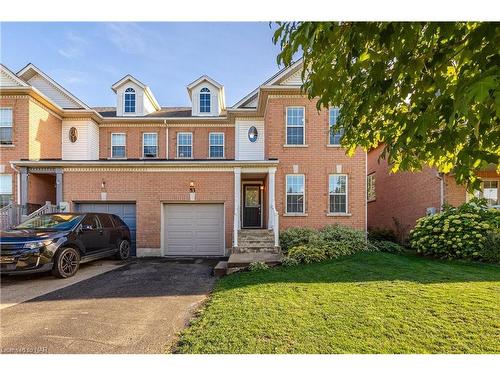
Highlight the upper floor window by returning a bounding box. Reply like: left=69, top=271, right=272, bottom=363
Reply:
left=286, top=174, right=305, bottom=214
left=286, top=107, right=305, bottom=145
left=0, top=174, right=12, bottom=207
left=0, top=108, right=13, bottom=145
left=329, top=174, right=348, bottom=214
left=329, top=107, right=343, bottom=145
left=200, top=88, right=211, bottom=113
left=143, top=133, right=158, bottom=158
left=474, top=180, right=499, bottom=207
left=177, top=132, right=193, bottom=158
left=367, top=173, right=376, bottom=202
left=111, top=133, right=126, bottom=158
left=209, top=132, right=224, bottom=158
left=124, top=88, right=136, bottom=113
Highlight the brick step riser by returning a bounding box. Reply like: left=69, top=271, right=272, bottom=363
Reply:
left=238, top=240, right=275, bottom=246
left=233, top=248, right=281, bottom=254
left=238, top=236, right=275, bottom=241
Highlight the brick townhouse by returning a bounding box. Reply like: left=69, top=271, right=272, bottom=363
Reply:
left=0, top=60, right=366, bottom=256
left=367, top=144, right=499, bottom=240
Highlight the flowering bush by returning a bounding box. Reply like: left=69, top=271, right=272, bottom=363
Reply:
left=248, top=261, right=270, bottom=271
left=410, top=199, right=500, bottom=262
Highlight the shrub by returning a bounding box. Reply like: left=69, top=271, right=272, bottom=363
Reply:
left=368, top=228, right=397, bottom=243
left=409, top=199, right=500, bottom=262
left=481, top=232, right=500, bottom=263
left=281, top=256, right=300, bottom=267
left=370, top=240, right=404, bottom=253
left=287, top=245, right=327, bottom=264
left=279, top=227, right=317, bottom=252
left=248, top=261, right=270, bottom=271
left=319, top=225, right=368, bottom=253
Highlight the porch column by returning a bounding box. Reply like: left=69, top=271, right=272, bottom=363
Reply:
left=233, top=168, right=241, bottom=247
left=268, top=167, right=276, bottom=229
left=55, top=168, right=63, bottom=205
left=19, top=167, right=28, bottom=208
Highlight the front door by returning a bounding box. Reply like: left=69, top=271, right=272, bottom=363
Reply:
left=243, top=185, right=261, bottom=228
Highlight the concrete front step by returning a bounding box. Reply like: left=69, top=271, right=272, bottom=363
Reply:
left=233, top=246, right=281, bottom=254
left=214, top=261, right=228, bottom=277
left=227, top=252, right=283, bottom=268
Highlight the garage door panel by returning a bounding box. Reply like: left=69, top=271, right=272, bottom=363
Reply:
left=164, top=203, right=224, bottom=256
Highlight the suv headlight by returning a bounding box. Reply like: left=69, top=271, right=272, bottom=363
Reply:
left=23, top=240, right=53, bottom=250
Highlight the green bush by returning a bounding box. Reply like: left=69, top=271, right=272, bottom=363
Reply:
left=370, top=240, right=404, bottom=253
left=410, top=199, right=500, bottom=262
left=279, top=227, right=317, bottom=252
left=281, top=256, right=300, bottom=267
left=481, top=232, right=500, bottom=263
left=248, top=261, right=270, bottom=271
left=368, top=228, right=397, bottom=242
left=283, top=224, right=370, bottom=265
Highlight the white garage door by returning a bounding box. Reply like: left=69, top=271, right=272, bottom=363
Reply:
left=164, top=203, right=224, bottom=256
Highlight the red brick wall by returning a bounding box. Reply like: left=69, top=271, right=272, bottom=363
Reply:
left=99, top=126, right=235, bottom=160
left=28, top=173, right=56, bottom=205
left=63, top=171, right=234, bottom=251
left=367, top=144, right=441, bottom=239
left=265, top=96, right=366, bottom=231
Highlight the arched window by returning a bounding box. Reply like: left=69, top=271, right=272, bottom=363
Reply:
left=124, top=88, right=136, bottom=113
left=199, top=87, right=211, bottom=113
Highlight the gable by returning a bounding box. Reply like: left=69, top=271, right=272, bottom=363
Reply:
left=280, top=69, right=303, bottom=86
left=26, top=73, right=83, bottom=109
left=0, top=66, right=28, bottom=87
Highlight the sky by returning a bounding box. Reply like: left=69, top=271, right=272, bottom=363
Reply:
left=0, top=22, right=285, bottom=107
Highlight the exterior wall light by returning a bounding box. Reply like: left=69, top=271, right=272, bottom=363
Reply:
left=189, top=181, right=196, bottom=201
left=100, top=180, right=107, bottom=201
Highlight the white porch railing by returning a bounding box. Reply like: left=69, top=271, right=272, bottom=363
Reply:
left=0, top=202, right=23, bottom=230
left=272, top=206, right=279, bottom=247
left=25, top=201, right=59, bottom=221
left=233, top=209, right=239, bottom=248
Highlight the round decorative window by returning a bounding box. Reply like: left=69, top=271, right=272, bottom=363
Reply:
left=69, top=127, right=78, bottom=143
left=248, top=126, right=258, bottom=143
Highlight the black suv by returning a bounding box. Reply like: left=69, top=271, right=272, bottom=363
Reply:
left=0, top=213, right=131, bottom=278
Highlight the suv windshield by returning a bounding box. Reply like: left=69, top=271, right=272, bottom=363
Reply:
left=15, top=214, right=83, bottom=231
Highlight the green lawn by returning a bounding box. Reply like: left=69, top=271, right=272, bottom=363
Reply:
left=176, top=252, right=500, bottom=354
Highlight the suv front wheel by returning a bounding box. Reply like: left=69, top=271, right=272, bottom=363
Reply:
left=52, top=247, right=81, bottom=278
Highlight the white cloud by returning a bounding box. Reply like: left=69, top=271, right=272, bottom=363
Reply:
left=104, top=23, right=148, bottom=55
left=57, top=32, right=88, bottom=59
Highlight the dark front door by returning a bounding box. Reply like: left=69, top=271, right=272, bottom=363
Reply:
left=243, top=185, right=261, bottom=228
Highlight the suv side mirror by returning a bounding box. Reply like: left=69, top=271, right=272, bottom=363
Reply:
left=81, top=224, right=94, bottom=232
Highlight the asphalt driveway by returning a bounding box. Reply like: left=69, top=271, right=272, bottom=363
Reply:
left=0, top=258, right=217, bottom=354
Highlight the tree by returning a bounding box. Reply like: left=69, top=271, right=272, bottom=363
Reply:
left=273, top=22, right=500, bottom=189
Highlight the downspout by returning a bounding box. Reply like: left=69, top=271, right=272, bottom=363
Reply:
left=437, top=172, right=444, bottom=212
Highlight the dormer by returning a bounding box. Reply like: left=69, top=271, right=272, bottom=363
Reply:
left=187, top=75, right=225, bottom=116
left=112, top=74, right=160, bottom=117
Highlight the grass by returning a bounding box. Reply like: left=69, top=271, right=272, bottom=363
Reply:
left=175, top=252, right=500, bottom=354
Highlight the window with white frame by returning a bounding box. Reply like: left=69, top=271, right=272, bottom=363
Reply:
left=0, top=108, right=13, bottom=145
left=143, top=133, right=158, bottom=158
left=200, top=88, right=211, bottom=113
left=177, top=132, right=193, bottom=158
left=0, top=174, right=12, bottom=207
left=286, top=107, right=305, bottom=145
left=329, top=107, right=344, bottom=145
left=329, top=174, right=348, bottom=213
left=474, top=180, right=499, bottom=207
left=209, top=132, right=224, bottom=158
left=286, top=174, right=305, bottom=213
left=111, top=133, right=126, bottom=158
left=124, top=88, right=136, bottom=113
left=367, top=174, right=376, bottom=201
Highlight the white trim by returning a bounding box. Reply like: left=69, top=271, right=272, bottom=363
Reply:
left=367, top=173, right=376, bottom=202
left=199, top=87, right=211, bottom=114
left=0, top=107, right=14, bottom=145
left=176, top=132, right=193, bottom=159
left=208, top=132, right=225, bottom=159
left=285, top=174, right=305, bottom=214
left=110, top=132, right=126, bottom=159
left=111, top=74, right=160, bottom=111
left=328, top=174, right=348, bottom=214
left=142, top=132, right=158, bottom=158
left=285, top=106, right=306, bottom=146
left=241, top=181, right=264, bottom=228
left=0, top=64, right=29, bottom=87
left=328, top=107, right=343, bottom=146
left=123, top=87, right=136, bottom=114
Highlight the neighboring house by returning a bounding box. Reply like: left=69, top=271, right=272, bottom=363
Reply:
left=0, top=60, right=367, bottom=257
left=367, top=144, right=499, bottom=240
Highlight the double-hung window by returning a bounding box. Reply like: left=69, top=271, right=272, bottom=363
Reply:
left=329, top=107, right=343, bottom=145
left=286, top=107, right=305, bottom=145
left=0, top=174, right=12, bottom=207
left=143, top=133, right=158, bottom=158
left=329, top=174, right=348, bottom=214
left=111, top=133, right=126, bottom=158
left=286, top=174, right=305, bottom=214
left=0, top=108, right=13, bottom=145
left=124, top=88, right=136, bottom=113
left=177, top=132, right=193, bottom=158
left=200, top=88, right=211, bottom=113
left=209, top=132, right=224, bottom=158
left=367, top=174, right=376, bottom=201
left=474, top=180, right=499, bottom=207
